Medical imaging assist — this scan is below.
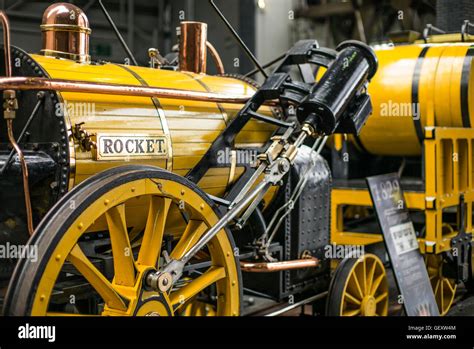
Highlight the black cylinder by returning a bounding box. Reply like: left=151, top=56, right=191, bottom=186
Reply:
left=297, top=40, right=377, bottom=135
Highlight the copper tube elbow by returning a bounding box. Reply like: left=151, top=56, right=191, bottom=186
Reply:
left=0, top=11, right=11, bottom=77
left=6, top=119, right=33, bottom=235
left=206, top=41, right=225, bottom=75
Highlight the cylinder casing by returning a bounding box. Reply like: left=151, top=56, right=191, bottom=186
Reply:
left=298, top=41, right=376, bottom=135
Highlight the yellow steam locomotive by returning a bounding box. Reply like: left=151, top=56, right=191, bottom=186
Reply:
left=0, top=1, right=472, bottom=318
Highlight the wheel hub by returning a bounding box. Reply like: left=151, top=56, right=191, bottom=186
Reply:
left=134, top=296, right=173, bottom=317
left=361, top=295, right=377, bottom=316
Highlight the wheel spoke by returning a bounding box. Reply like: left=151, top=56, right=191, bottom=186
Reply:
left=350, top=271, right=364, bottom=299
left=344, top=292, right=362, bottom=305
left=362, top=258, right=367, bottom=294
left=440, top=279, right=445, bottom=311
left=343, top=308, right=361, bottom=316
left=67, top=244, right=127, bottom=311
left=367, top=260, right=376, bottom=293
left=170, top=220, right=208, bottom=260
left=370, top=273, right=384, bottom=296
left=375, top=292, right=388, bottom=303
left=445, top=278, right=456, bottom=293
left=105, top=204, right=136, bottom=287
left=137, top=196, right=172, bottom=268
left=434, top=279, right=440, bottom=296
left=170, top=266, right=226, bottom=310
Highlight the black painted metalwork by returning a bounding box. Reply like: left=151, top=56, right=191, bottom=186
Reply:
left=0, top=92, right=44, bottom=175
left=242, top=147, right=332, bottom=300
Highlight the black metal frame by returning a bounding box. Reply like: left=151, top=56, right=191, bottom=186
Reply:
left=186, top=40, right=338, bottom=209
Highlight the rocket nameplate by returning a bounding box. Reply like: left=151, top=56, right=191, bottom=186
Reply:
left=95, top=134, right=169, bottom=161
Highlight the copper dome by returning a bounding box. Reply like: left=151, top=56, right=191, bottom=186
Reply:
left=40, top=3, right=91, bottom=63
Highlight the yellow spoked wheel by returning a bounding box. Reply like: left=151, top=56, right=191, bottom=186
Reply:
left=4, top=166, right=241, bottom=316
left=326, top=253, right=388, bottom=316
left=425, top=254, right=456, bottom=316
left=179, top=300, right=217, bottom=316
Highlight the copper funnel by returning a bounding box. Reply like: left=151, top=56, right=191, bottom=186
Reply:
left=179, top=21, right=208, bottom=74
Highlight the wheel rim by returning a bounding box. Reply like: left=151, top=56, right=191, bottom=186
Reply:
left=24, top=170, right=240, bottom=316
left=333, top=254, right=388, bottom=316
left=425, top=254, right=456, bottom=316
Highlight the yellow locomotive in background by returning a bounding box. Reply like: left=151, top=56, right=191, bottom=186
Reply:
left=0, top=1, right=472, bottom=318
left=330, top=31, right=474, bottom=315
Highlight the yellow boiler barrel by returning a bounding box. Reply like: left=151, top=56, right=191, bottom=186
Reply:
left=30, top=54, right=277, bottom=198
left=354, top=42, right=474, bottom=156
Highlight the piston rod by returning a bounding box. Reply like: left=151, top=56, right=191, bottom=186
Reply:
left=182, top=180, right=270, bottom=264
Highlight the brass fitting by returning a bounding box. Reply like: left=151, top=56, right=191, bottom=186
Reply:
left=3, top=89, right=18, bottom=120
left=148, top=48, right=168, bottom=69
left=302, top=123, right=317, bottom=137
left=73, top=123, right=97, bottom=151
left=282, top=144, right=299, bottom=163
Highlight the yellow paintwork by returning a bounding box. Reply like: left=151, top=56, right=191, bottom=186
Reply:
left=31, top=54, right=277, bottom=200
left=332, top=127, right=474, bottom=255
left=355, top=43, right=474, bottom=156
left=31, top=177, right=240, bottom=316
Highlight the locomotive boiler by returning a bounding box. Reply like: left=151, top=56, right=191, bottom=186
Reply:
left=0, top=2, right=381, bottom=317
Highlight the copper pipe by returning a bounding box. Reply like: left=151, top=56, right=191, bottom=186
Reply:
left=240, top=258, right=319, bottom=272
left=7, top=119, right=33, bottom=235
left=0, top=12, right=33, bottom=234
left=206, top=41, right=225, bottom=75
left=0, top=11, right=11, bottom=77
left=0, top=77, right=258, bottom=104
left=179, top=21, right=208, bottom=74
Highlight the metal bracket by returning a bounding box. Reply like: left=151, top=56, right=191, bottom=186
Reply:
left=462, top=20, right=474, bottom=42
left=422, top=23, right=446, bottom=43
left=446, top=194, right=472, bottom=283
